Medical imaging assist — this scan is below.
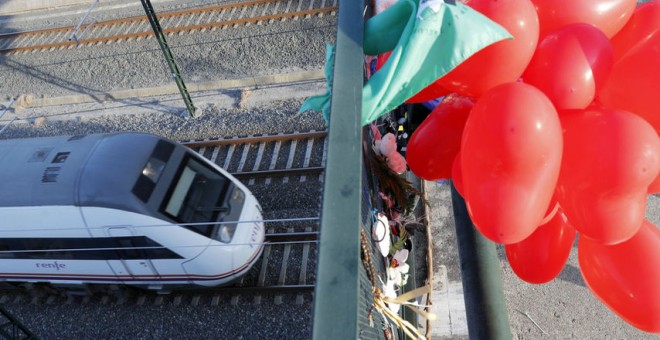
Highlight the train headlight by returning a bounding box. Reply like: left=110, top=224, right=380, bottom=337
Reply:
left=219, top=224, right=237, bottom=243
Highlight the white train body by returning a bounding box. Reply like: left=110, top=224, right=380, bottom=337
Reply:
left=0, top=133, right=265, bottom=290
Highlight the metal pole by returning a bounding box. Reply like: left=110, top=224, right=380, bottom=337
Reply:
left=0, top=117, right=18, bottom=136
left=450, top=183, right=512, bottom=339
left=140, top=0, right=197, bottom=118
left=68, top=0, right=99, bottom=44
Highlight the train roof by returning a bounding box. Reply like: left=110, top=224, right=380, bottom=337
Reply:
left=0, top=133, right=173, bottom=211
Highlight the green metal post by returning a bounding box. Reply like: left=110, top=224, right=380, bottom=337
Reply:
left=140, top=0, right=197, bottom=118
left=451, top=183, right=512, bottom=339
left=312, top=0, right=364, bottom=339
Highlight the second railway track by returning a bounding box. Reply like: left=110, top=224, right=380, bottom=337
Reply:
left=184, top=130, right=328, bottom=185
left=0, top=0, right=338, bottom=54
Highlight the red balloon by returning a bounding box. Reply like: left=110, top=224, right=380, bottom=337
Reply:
left=439, top=0, right=539, bottom=98
left=522, top=23, right=614, bottom=110
left=539, top=199, right=560, bottom=226
left=557, top=107, right=660, bottom=244
left=375, top=51, right=449, bottom=103
left=531, top=0, right=637, bottom=39
left=406, top=94, right=475, bottom=181
left=375, top=52, right=387, bottom=71
left=506, top=207, right=576, bottom=284
left=610, top=1, right=660, bottom=62
left=599, top=33, right=660, bottom=135
left=452, top=152, right=465, bottom=197
left=579, top=220, right=660, bottom=333
left=405, top=83, right=450, bottom=103
left=650, top=173, right=660, bottom=194
left=462, top=82, right=562, bottom=244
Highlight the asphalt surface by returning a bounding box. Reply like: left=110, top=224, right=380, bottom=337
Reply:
left=426, top=181, right=660, bottom=339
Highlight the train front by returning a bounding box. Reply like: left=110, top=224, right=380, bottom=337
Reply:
left=165, top=149, right=266, bottom=287
left=79, top=132, right=265, bottom=289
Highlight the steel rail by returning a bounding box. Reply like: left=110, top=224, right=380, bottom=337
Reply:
left=204, top=284, right=315, bottom=294
left=0, top=4, right=337, bottom=53
left=183, top=130, right=328, bottom=148
left=0, top=0, right=282, bottom=39
left=265, top=231, right=319, bottom=243
left=231, top=166, right=324, bottom=179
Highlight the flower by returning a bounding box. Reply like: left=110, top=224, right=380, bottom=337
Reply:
left=379, top=133, right=407, bottom=174
left=379, top=133, right=398, bottom=156
left=388, top=249, right=410, bottom=287
left=382, top=278, right=401, bottom=314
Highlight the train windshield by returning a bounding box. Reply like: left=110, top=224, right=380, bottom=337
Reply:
left=162, top=155, right=231, bottom=236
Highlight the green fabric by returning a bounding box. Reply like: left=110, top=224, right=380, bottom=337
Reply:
left=298, top=42, right=335, bottom=123
left=363, top=0, right=413, bottom=56
left=299, top=0, right=512, bottom=126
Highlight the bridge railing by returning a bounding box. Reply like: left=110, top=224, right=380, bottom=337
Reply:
left=311, top=0, right=367, bottom=338
left=312, top=1, right=512, bottom=339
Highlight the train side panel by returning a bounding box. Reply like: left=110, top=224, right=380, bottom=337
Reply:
left=0, top=206, right=115, bottom=285
left=81, top=207, right=219, bottom=286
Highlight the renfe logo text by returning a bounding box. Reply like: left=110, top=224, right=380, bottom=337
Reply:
left=36, top=261, right=66, bottom=271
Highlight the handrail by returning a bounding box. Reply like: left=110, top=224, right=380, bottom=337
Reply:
left=312, top=0, right=365, bottom=339
left=451, top=184, right=512, bottom=338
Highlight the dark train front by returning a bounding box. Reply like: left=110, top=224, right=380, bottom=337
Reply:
left=0, top=132, right=265, bottom=290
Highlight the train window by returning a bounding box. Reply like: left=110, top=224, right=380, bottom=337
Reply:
left=142, top=158, right=165, bottom=182
left=132, top=140, right=175, bottom=203
left=0, top=242, right=15, bottom=259
left=161, top=155, right=230, bottom=237
left=152, top=140, right=175, bottom=162
left=133, top=175, right=156, bottom=202
left=51, top=152, right=70, bottom=164
left=115, top=238, right=140, bottom=259
left=0, top=237, right=182, bottom=260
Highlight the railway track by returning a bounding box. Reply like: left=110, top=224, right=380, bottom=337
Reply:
left=0, top=0, right=338, bottom=54
left=184, top=130, right=329, bottom=185
left=0, top=130, right=326, bottom=308
left=0, top=221, right=319, bottom=306
left=0, top=219, right=320, bottom=303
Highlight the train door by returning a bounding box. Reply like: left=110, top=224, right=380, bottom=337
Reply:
left=106, top=227, right=160, bottom=282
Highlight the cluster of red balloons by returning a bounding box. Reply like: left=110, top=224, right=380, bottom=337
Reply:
left=403, top=0, right=660, bottom=333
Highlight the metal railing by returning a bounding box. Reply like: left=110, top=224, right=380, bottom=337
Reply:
left=312, top=1, right=512, bottom=339
left=311, top=0, right=364, bottom=338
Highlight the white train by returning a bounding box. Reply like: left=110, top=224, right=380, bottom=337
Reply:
left=0, top=132, right=265, bottom=290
